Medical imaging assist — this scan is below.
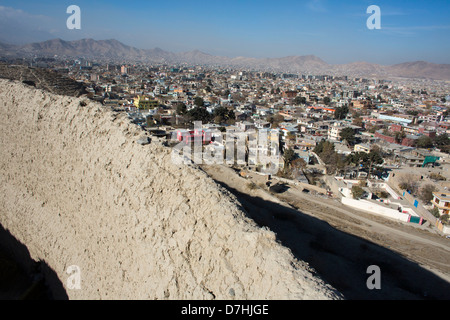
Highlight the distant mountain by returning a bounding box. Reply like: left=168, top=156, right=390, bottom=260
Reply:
left=16, top=38, right=151, bottom=60
left=227, top=55, right=329, bottom=74
left=388, top=61, right=450, bottom=81
left=1, top=38, right=449, bottom=81
left=175, top=49, right=227, bottom=65
left=332, top=61, right=389, bottom=78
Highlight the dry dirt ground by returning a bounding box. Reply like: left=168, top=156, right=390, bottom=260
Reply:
left=200, top=164, right=450, bottom=300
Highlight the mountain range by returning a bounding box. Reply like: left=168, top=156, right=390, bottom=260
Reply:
left=1, top=38, right=449, bottom=81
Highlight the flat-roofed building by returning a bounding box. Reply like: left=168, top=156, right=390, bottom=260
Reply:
left=432, top=192, right=450, bottom=216
left=354, top=143, right=371, bottom=153
left=134, top=95, right=159, bottom=110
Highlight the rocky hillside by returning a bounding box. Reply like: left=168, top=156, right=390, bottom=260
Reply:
left=0, top=79, right=341, bottom=300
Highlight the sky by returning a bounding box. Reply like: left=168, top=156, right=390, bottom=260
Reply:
left=0, top=0, right=449, bottom=65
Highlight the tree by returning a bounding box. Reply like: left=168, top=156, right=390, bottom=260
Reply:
left=286, top=132, right=296, bottom=146
left=176, top=102, right=187, bottom=115
left=352, top=185, right=365, bottom=199
left=339, top=127, right=356, bottom=145
left=268, top=114, right=284, bottom=128
left=213, top=106, right=235, bottom=124
left=294, top=96, right=307, bottom=105
left=194, top=96, right=204, bottom=107
left=398, top=174, right=419, bottom=195
left=334, top=105, right=349, bottom=120
left=290, top=158, right=307, bottom=180
left=346, top=152, right=367, bottom=167
left=430, top=207, right=440, bottom=218
left=366, top=148, right=384, bottom=177
left=323, top=97, right=331, bottom=105
left=394, top=131, right=406, bottom=143
left=419, top=184, right=437, bottom=204
left=283, top=147, right=296, bottom=170
left=314, top=140, right=335, bottom=155
left=346, top=148, right=383, bottom=178
left=313, top=140, right=345, bottom=173
left=406, top=110, right=419, bottom=116
left=367, top=124, right=380, bottom=134
left=376, top=191, right=389, bottom=199
left=441, top=214, right=449, bottom=225
left=416, top=135, right=434, bottom=149
left=434, top=133, right=450, bottom=147
left=186, top=107, right=211, bottom=123
left=292, top=158, right=307, bottom=171
left=353, top=115, right=363, bottom=127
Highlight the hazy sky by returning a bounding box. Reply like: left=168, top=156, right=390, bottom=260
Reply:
left=0, top=0, right=449, bottom=65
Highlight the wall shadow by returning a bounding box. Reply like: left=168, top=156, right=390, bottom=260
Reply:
left=0, top=224, right=68, bottom=300
left=215, top=180, right=450, bottom=300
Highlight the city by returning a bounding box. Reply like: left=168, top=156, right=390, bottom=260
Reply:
left=39, top=57, right=450, bottom=233
left=0, top=0, right=449, bottom=304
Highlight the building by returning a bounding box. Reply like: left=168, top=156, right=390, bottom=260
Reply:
left=175, top=129, right=212, bottom=145
left=432, top=192, right=450, bottom=216
left=351, top=100, right=367, bottom=110
left=419, top=113, right=443, bottom=123
left=296, top=137, right=316, bottom=151
left=237, top=121, right=256, bottom=132
left=377, top=114, right=414, bottom=125
left=390, top=124, right=403, bottom=132
left=134, top=95, right=159, bottom=110
left=354, top=143, right=371, bottom=153
left=328, top=122, right=361, bottom=141
left=254, top=120, right=271, bottom=129
left=307, top=106, right=336, bottom=114
left=154, top=85, right=166, bottom=95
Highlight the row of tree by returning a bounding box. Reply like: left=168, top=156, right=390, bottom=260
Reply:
left=175, top=101, right=236, bottom=125
left=415, top=133, right=450, bottom=151
left=313, top=140, right=384, bottom=175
